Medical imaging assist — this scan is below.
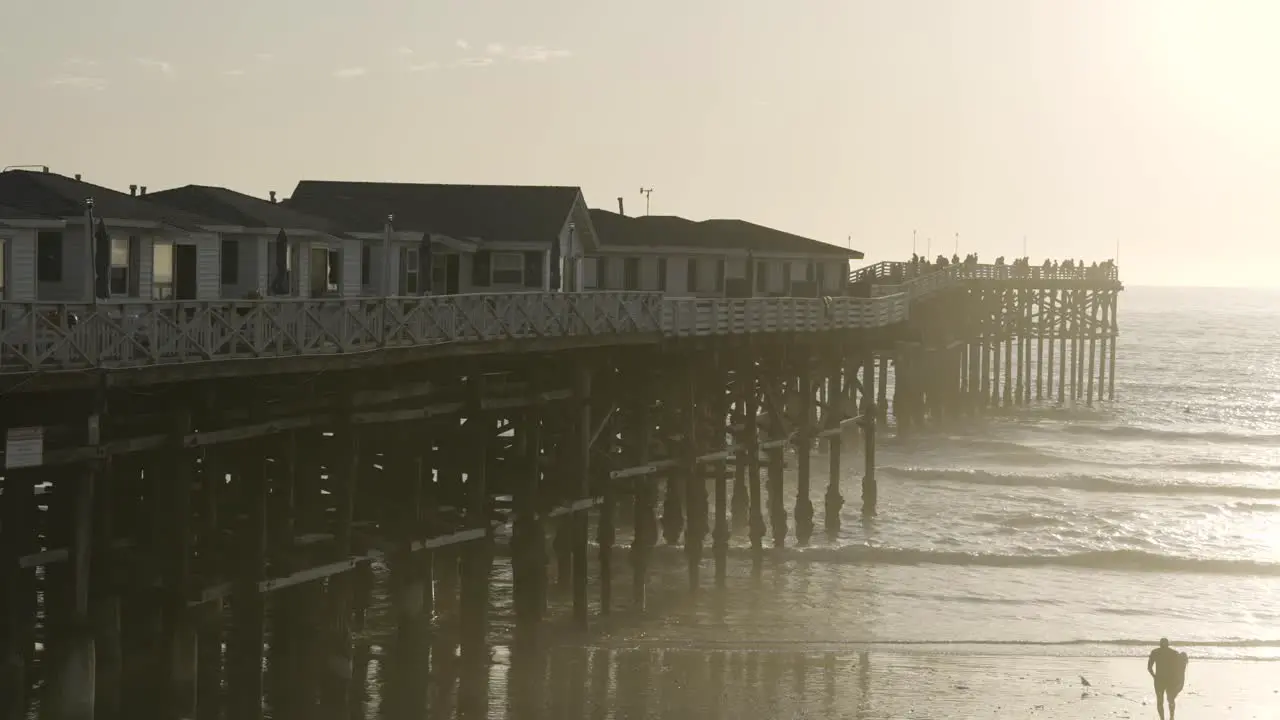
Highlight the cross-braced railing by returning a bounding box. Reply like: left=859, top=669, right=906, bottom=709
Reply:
left=0, top=290, right=916, bottom=373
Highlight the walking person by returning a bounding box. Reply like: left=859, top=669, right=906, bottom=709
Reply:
left=1148, top=637, right=1188, bottom=719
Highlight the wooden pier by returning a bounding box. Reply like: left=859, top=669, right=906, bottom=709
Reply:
left=0, top=260, right=1121, bottom=719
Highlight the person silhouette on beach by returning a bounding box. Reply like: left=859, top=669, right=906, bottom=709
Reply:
left=1148, top=638, right=1188, bottom=720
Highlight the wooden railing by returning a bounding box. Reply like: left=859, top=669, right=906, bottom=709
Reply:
left=851, top=260, right=1121, bottom=287
left=0, top=293, right=662, bottom=373
left=0, top=291, right=912, bottom=373
left=0, top=259, right=1123, bottom=374
left=663, top=295, right=909, bottom=337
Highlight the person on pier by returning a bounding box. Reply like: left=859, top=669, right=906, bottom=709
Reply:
left=1148, top=637, right=1188, bottom=720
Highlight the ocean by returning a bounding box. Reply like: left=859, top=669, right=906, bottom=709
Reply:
left=367, top=285, right=1280, bottom=718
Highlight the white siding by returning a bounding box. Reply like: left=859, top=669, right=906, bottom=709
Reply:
left=255, top=236, right=269, bottom=293
left=766, top=261, right=785, bottom=293
left=668, top=256, right=690, bottom=296
left=640, top=257, right=660, bottom=291
left=823, top=261, right=842, bottom=293
left=342, top=239, right=361, bottom=297
left=195, top=235, right=221, bottom=300
left=790, top=261, right=808, bottom=282
left=7, top=230, right=36, bottom=301
left=296, top=239, right=311, bottom=298
left=694, top=258, right=717, bottom=292
left=725, top=257, right=747, bottom=279
left=604, top=256, right=624, bottom=289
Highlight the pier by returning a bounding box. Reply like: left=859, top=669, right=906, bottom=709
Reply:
left=0, top=255, right=1122, bottom=718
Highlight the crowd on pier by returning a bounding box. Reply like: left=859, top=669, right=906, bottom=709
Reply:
left=898, top=254, right=1118, bottom=281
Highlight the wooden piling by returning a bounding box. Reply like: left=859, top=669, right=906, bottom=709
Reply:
left=861, top=352, right=878, bottom=516
left=631, top=390, right=656, bottom=611
left=461, top=376, right=495, bottom=662
left=744, top=356, right=765, bottom=564
left=48, top=386, right=104, bottom=720
left=683, top=364, right=704, bottom=592
left=0, top=465, right=34, bottom=720
left=162, top=407, right=197, bottom=720
left=513, top=410, right=546, bottom=625
left=571, top=364, right=592, bottom=629
left=824, top=353, right=844, bottom=539
left=712, top=364, right=731, bottom=588
left=598, top=390, right=618, bottom=613
left=795, top=350, right=815, bottom=546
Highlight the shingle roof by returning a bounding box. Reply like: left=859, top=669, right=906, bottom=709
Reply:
left=285, top=180, right=580, bottom=241
left=145, top=185, right=345, bottom=235
left=589, top=209, right=863, bottom=258
left=0, top=170, right=216, bottom=228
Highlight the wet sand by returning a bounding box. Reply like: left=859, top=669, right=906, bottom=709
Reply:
left=481, top=646, right=1278, bottom=719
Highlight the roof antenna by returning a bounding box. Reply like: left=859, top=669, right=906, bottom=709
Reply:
left=639, top=187, right=654, bottom=216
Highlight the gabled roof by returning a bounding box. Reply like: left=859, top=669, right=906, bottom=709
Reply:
left=145, top=185, right=345, bottom=235
left=286, top=180, right=581, bottom=241
left=0, top=170, right=216, bottom=229
left=589, top=209, right=863, bottom=258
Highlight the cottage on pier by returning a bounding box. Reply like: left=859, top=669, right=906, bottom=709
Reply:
left=0, top=169, right=222, bottom=302
left=585, top=208, right=863, bottom=297
left=144, top=185, right=361, bottom=299
left=284, top=180, right=601, bottom=294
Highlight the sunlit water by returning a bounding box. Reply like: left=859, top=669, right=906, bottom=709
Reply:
left=357, top=286, right=1280, bottom=717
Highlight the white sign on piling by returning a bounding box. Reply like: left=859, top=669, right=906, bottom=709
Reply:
left=4, top=427, right=45, bottom=469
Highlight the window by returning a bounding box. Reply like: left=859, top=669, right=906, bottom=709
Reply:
left=596, top=258, right=608, bottom=289
left=657, top=258, right=667, bottom=292
left=309, top=247, right=338, bottom=296
left=623, top=257, right=640, bottom=291
left=686, top=258, right=696, bottom=292
left=523, top=251, right=543, bottom=288
left=361, top=243, right=371, bottom=285
left=109, top=237, right=127, bottom=293
left=152, top=241, right=174, bottom=299
left=431, top=253, right=448, bottom=291
left=37, top=231, right=62, bottom=282
left=0, top=237, right=7, bottom=299
left=221, top=239, right=239, bottom=284
left=581, top=257, right=599, bottom=289
left=328, top=250, right=340, bottom=292
left=755, top=260, right=767, bottom=293
left=400, top=247, right=420, bottom=295
left=492, top=252, right=523, bottom=285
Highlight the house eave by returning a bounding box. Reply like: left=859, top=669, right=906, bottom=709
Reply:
left=592, top=245, right=863, bottom=260
left=0, top=218, right=67, bottom=229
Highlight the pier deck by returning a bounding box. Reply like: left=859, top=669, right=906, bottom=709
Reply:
left=0, top=260, right=1121, bottom=719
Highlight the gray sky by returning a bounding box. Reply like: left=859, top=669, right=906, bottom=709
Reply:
left=2, top=0, right=1274, bottom=286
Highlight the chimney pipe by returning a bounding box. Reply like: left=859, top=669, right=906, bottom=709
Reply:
left=617, top=197, right=624, bottom=216
left=130, top=184, right=137, bottom=196
left=74, top=173, right=81, bottom=181
left=269, top=191, right=277, bottom=204
left=140, top=186, right=147, bottom=196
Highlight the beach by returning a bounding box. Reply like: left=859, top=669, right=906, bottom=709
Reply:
left=344, top=285, right=1280, bottom=717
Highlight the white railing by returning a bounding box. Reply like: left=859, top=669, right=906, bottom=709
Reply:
left=0, top=259, right=1121, bottom=373
left=0, top=292, right=663, bottom=373
left=851, top=260, right=1121, bottom=288
left=662, top=296, right=909, bottom=337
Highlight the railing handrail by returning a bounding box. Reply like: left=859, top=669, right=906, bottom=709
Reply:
left=851, top=260, right=1121, bottom=286
left=0, top=259, right=1122, bottom=374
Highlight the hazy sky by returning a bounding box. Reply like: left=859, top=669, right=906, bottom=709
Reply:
left=2, top=0, right=1276, bottom=286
